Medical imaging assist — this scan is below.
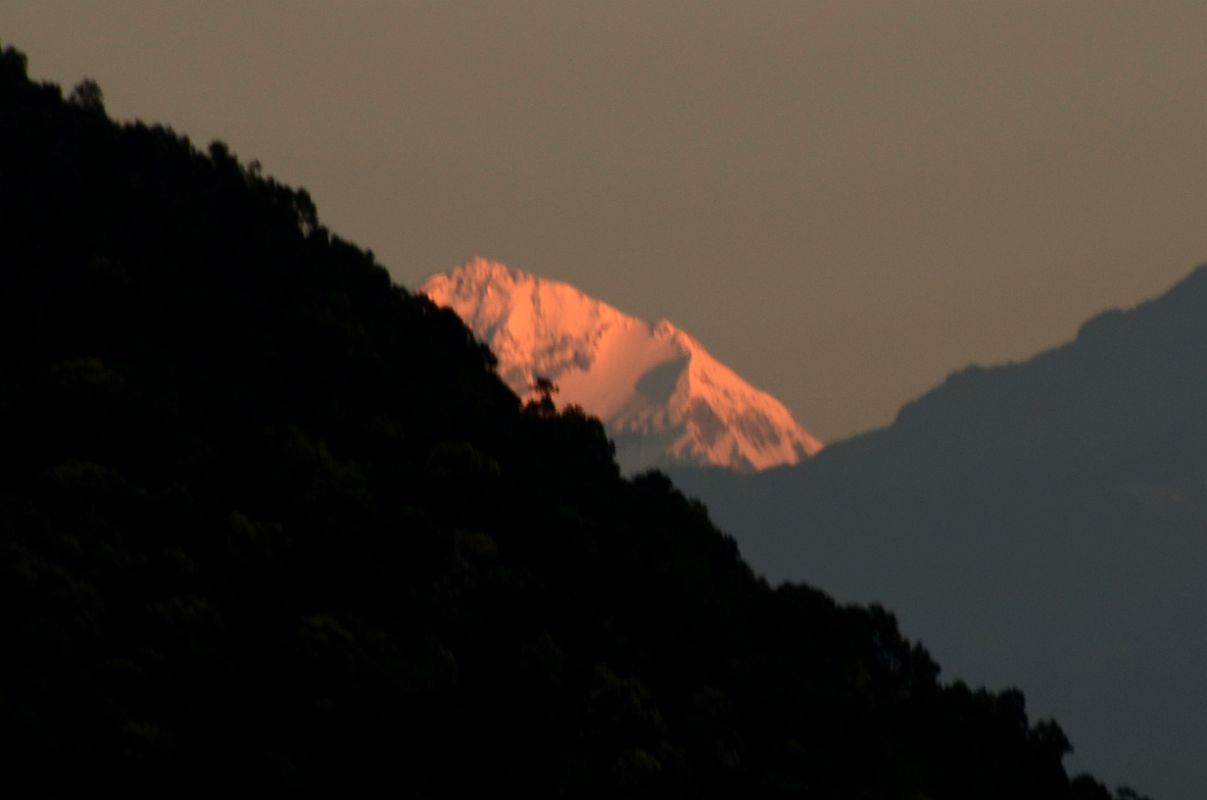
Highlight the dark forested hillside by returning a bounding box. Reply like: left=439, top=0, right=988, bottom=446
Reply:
left=0, top=45, right=1126, bottom=798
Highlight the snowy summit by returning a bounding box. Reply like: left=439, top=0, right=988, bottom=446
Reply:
left=421, top=259, right=823, bottom=473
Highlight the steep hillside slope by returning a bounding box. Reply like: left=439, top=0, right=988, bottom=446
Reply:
left=422, top=260, right=821, bottom=472
left=0, top=45, right=1126, bottom=799
left=674, top=267, right=1207, bottom=799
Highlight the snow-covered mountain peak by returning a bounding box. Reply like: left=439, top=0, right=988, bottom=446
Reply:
left=420, top=259, right=822, bottom=473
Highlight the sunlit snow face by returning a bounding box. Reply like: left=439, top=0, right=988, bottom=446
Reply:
left=422, top=259, right=821, bottom=473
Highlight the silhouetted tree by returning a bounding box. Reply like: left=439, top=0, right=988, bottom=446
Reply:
left=527, top=375, right=559, bottom=417
left=67, top=78, right=104, bottom=112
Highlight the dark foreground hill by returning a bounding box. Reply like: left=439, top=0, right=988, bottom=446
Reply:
left=674, top=267, right=1207, bottom=799
left=0, top=45, right=1128, bottom=798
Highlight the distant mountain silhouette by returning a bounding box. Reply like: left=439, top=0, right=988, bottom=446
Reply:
left=674, top=267, right=1207, bottom=800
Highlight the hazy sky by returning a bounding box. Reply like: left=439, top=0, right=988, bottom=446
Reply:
left=8, top=2, right=1207, bottom=443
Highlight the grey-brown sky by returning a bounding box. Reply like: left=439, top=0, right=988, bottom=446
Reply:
left=8, top=1, right=1207, bottom=443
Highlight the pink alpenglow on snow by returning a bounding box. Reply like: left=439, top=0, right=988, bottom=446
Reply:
left=421, top=259, right=823, bottom=473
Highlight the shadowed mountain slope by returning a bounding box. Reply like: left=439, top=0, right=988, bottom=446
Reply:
left=0, top=44, right=1129, bottom=799
left=674, top=266, right=1207, bottom=799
